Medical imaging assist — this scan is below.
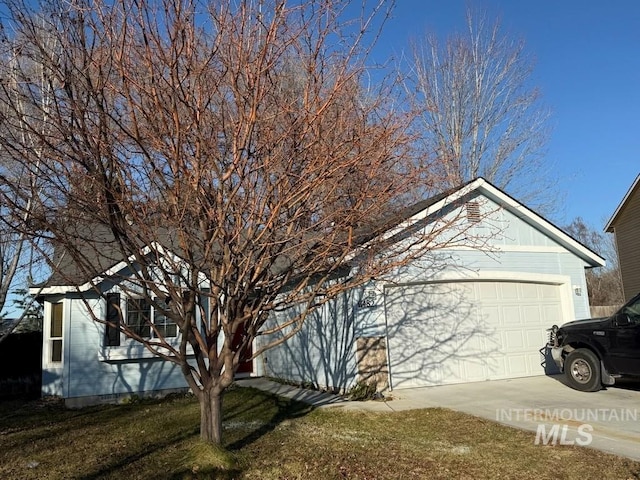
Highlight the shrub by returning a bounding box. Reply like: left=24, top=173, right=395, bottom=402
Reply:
left=348, top=381, right=378, bottom=401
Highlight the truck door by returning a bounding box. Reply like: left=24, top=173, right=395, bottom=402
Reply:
left=608, top=296, right=640, bottom=375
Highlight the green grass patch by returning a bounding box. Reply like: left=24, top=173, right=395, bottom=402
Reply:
left=0, top=387, right=639, bottom=479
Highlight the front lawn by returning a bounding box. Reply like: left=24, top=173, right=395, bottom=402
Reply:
left=1, top=386, right=638, bottom=479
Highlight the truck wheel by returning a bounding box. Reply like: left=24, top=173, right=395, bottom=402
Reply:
left=565, top=349, right=602, bottom=392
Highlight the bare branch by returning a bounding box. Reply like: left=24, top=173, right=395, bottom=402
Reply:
left=407, top=7, right=555, bottom=214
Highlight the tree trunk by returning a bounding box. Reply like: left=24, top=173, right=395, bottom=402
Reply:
left=200, top=385, right=224, bottom=445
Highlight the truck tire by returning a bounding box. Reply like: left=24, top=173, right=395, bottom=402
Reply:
left=565, top=349, right=602, bottom=392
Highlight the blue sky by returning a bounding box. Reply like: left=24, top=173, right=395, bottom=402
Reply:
left=369, top=0, right=639, bottom=230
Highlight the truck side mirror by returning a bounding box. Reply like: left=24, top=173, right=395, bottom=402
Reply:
left=615, top=313, right=631, bottom=327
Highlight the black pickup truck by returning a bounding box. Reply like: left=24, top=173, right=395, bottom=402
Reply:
left=547, top=293, right=640, bottom=391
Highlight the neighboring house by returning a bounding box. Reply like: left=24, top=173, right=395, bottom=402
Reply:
left=261, top=178, right=604, bottom=392
left=605, top=174, right=640, bottom=302
left=32, top=178, right=604, bottom=405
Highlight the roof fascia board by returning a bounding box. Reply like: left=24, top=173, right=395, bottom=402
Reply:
left=405, top=178, right=605, bottom=268
left=605, top=174, right=640, bottom=232
left=475, top=181, right=605, bottom=267
left=30, top=242, right=192, bottom=297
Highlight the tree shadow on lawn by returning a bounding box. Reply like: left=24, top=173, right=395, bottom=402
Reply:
left=1, top=397, right=180, bottom=454
left=222, top=386, right=314, bottom=451
left=1, top=387, right=313, bottom=480
left=82, top=387, right=311, bottom=479
left=168, top=387, right=314, bottom=480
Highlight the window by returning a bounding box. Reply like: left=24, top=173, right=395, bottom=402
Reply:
left=622, top=296, right=640, bottom=325
left=50, top=302, right=63, bottom=363
left=125, top=297, right=177, bottom=339
left=153, top=299, right=177, bottom=337
left=127, top=298, right=151, bottom=337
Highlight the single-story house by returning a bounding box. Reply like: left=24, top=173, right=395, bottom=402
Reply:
left=32, top=177, right=604, bottom=405
left=605, top=174, right=640, bottom=302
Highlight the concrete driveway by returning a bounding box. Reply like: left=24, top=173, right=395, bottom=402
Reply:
left=346, top=375, right=640, bottom=462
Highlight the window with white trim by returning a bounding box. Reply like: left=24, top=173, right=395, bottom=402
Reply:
left=49, top=302, right=63, bottom=363
left=124, top=297, right=177, bottom=339
left=153, top=298, right=177, bottom=337
left=105, top=293, right=121, bottom=346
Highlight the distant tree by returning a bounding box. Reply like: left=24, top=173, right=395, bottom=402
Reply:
left=0, top=0, right=491, bottom=446
left=10, top=288, right=43, bottom=333
left=565, top=217, right=624, bottom=306
left=0, top=18, right=53, bottom=332
left=408, top=8, right=554, bottom=212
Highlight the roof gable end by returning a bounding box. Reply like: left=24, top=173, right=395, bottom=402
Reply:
left=605, top=173, right=640, bottom=232
left=405, top=178, right=605, bottom=268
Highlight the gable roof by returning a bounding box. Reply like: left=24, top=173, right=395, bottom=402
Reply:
left=32, top=177, right=605, bottom=297
left=402, top=177, right=605, bottom=268
left=605, top=173, right=640, bottom=232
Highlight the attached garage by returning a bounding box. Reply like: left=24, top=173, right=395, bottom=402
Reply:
left=385, top=279, right=568, bottom=389
left=261, top=178, right=606, bottom=394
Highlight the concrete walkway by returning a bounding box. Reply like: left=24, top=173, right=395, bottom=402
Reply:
left=234, top=377, right=350, bottom=408
left=235, top=375, right=640, bottom=462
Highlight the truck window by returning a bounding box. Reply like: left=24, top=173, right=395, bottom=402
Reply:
left=621, top=297, right=640, bottom=324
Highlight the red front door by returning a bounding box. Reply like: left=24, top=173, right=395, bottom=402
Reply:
left=231, top=327, right=253, bottom=374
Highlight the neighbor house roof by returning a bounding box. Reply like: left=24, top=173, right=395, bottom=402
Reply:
left=605, top=173, right=640, bottom=233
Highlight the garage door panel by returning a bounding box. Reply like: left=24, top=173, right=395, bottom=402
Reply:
left=478, top=282, right=499, bottom=300
left=385, top=283, right=493, bottom=388
left=506, top=354, right=529, bottom=376
left=542, top=304, right=563, bottom=323
left=483, top=356, right=503, bottom=376
left=503, top=330, right=526, bottom=350
left=480, top=304, right=501, bottom=325
left=501, top=305, right=521, bottom=325
left=520, top=283, right=540, bottom=299
left=386, top=281, right=565, bottom=389
left=526, top=328, right=547, bottom=346
left=457, top=326, right=487, bottom=352
left=541, top=285, right=559, bottom=299
left=499, top=282, right=520, bottom=300
left=522, top=305, right=543, bottom=323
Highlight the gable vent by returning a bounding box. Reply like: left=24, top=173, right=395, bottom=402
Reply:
left=466, top=201, right=481, bottom=223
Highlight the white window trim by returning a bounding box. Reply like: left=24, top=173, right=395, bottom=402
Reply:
left=44, top=300, right=65, bottom=368
left=99, top=339, right=192, bottom=361
left=101, top=294, right=186, bottom=361
left=114, top=295, right=179, bottom=342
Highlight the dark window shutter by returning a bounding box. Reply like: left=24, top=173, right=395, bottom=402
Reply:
left=105, top=293, right=121, bottom=346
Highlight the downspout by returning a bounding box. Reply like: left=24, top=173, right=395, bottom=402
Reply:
left=382, top=285, right=393, bottom=392
left=64, top=296, right=71, bottom=400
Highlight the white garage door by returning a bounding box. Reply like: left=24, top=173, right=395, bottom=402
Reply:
left=385, top=281, right=565, bottom=389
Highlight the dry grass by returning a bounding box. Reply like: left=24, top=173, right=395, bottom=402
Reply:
left=0, top=387, right=639, bottom=479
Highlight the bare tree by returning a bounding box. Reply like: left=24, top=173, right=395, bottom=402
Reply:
left=565, top=217, right=624, bottom=306
left=0, top=0, right=488, bottom=445
left=408, top=8, right=553, bottom=212
left=0, top=16, right=55, bottom=334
